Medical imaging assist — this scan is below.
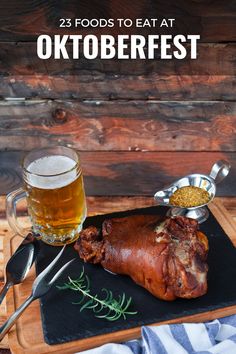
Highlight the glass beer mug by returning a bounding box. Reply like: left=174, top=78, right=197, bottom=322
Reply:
left=7, top=146, right=87, bottom=246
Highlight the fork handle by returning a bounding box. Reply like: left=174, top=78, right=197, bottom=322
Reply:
left=0, top=295, right=33, bottom=341
left=0, top=281, right=13, bottom=306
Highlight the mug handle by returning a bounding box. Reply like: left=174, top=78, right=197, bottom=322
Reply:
left=6, top=188, right=31, bottom=237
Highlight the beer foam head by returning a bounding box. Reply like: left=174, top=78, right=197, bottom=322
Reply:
left=27, top=155, right=77, bottom=189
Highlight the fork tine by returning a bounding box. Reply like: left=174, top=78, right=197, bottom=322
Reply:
left=33, top=245, right=66, bottom=288
left=48, top=258, right=75, bottom=285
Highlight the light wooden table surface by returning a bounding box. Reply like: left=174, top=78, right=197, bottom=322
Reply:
left=0, top=196, right=236, bottom=352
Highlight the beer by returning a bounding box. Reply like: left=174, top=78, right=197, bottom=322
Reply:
left=24, top=154, right=86, bottom=246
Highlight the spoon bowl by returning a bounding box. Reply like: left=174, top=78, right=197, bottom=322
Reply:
left=0, top=234, right=39, bottom=305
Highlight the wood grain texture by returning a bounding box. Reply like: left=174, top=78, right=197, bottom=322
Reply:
left=0, top=100, right=236, bottom=152
left=1, top=195, right=236, bottom=222
left=2, top=199, right=236, bottom=354
left=0, top=196, right=156, bottom=220
left=0, top=216, right=14, bottom=350
left=0, top=43, right=235, bottom=77
left=209, top=200, right=236, bottom=246
left=219, top=198, right=236, bottom=218
left=1, top=75, right=236, bottom=101
left=0, top=0, right=235, bottom=41
left=0, top=150, right=235, bottom=196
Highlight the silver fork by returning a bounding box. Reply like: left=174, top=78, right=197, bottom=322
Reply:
left=0, top=245, right=74, bottom=341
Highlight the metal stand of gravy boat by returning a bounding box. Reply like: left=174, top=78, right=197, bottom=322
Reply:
left=154, top=160, right=231, bottom=223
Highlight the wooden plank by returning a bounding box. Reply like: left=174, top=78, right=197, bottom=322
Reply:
left=2, top=196, right=235, bottom=231
left=209, top=199, right=236, bottom=246
left=1, top=75, right=236, bottom=101
left=213, top=198, right=236, bottom=223
left=0, top=43, right=235, bottom=77
left=0, top=196, right=156, bottom=219
left=0, top=151, right=235, bottom=196
left=3, top=199, right=236, bottom=353
left=0, top=0, right=235, bottom=41
left=0, top=100, right=236, bottom=152
left=1, top=195, right=235, bottom=223
left=219, top=197, right=236, bottom=218
left=0, top=216, right=13, bottom=350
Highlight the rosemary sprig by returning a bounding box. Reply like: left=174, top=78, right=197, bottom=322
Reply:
left=57, top=267, right=137, bottom=321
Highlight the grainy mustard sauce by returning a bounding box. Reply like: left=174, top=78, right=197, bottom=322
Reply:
left=170, top=186, right=210, bottom=207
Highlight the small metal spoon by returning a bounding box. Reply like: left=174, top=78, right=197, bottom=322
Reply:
left=0, top=233, right=39, bottom=305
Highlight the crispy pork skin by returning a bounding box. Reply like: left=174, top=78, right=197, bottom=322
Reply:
left=74, top=215, right=208, bottom=301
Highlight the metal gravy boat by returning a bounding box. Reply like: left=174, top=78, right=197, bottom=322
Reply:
left=154, top=160, right=230, bottom=223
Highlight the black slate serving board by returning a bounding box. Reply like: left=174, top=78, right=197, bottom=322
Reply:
left=36, top=206, right=236, bottom=345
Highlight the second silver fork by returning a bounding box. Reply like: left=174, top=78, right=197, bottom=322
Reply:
left=0, top=246, right=74, bottom=341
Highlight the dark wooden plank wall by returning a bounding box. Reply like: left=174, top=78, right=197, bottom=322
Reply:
left=0, top=0, right=235, bottom=196
left=0, top=0, right=235, bottom=41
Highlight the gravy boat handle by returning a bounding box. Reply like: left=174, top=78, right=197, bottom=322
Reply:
left=209, top=160, right=231, bottom=184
